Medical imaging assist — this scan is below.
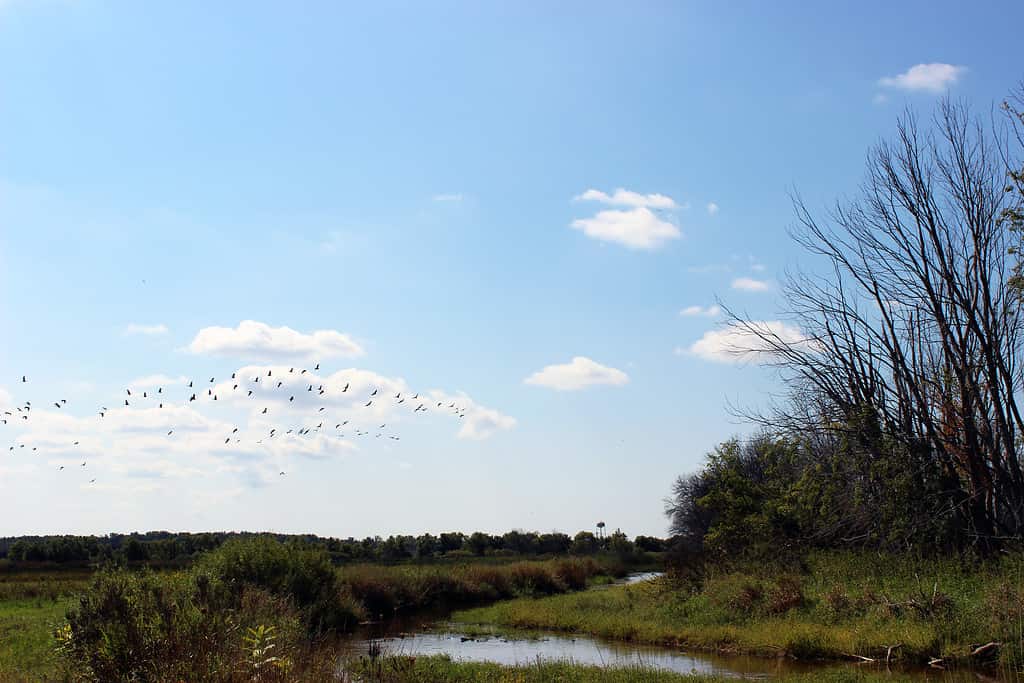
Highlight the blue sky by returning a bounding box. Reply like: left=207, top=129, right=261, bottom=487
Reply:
left=1, top=1, right=1020, bottom=538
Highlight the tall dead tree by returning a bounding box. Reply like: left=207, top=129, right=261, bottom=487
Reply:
left=732, top=99, right=1024, bottom=551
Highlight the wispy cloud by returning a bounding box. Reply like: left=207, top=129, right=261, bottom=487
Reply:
left=574, top=188, right=677, bottom=209
left=731, top=277, right=770, bottom=292
left=124, top=323, right=168, bottom=336
left=682, top=320, right=807, bottom=364
left=186, top=320, right=364, bottom=362
left=687, top=264, right=731, bottom=274
left=680, top=305, right=721, bottom=318
left=706, top=202, right=719, bottom=216
left=524, top=356, right=629, bottom=391
left=432, top=193, right=464, bottom=202
left=878, top=63, right=966, bottom=93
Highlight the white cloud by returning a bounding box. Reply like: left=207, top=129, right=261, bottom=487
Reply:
left=731, top=277, right=770, bottom=292
left=873, top=93, right=889, bottom=105
left=0, top=362, right=517, bottom=493
left=212, top=365, right=515, bottom=441
left=186, top=320, right=364, bottom=362
left=571, top=208, right=680, bottom=250
left=432, top=193, right=463, bottom=202
left=680, top=305, right=721, bottom=317
left=524, top=356, right=629, bottom=391
left=706, top=202, right=719, bottom=216
left=878, top=63, right=966, bottom=93
left=684, top=320, right=807, bottom=364
left=574, top=188, right=678, bottom=209
left=571, top=188, right=682, bottom=249
left=124, top=323, right=168, bottom=336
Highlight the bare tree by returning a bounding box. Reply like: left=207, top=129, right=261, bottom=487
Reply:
left=731, top=99, right=1024, bottom=551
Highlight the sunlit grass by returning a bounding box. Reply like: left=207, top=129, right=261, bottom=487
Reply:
left=454, top=551, right=1024, bottom=668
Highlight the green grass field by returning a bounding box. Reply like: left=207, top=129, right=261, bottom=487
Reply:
left=0, top=598, right=71, bottom=680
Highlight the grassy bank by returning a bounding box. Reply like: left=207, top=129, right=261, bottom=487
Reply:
left=344, top=654, right=931, bottom=682
left=454, top=551, right=1024, bottom=668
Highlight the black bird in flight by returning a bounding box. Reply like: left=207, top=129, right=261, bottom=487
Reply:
left=342, top=383, right=349, bottom=392
left=365, top=400, right=373, bottom=406
left=371, top=389, right=378, bottom=396
left=262, top=407, right=268, bottom=414
left=315, top=363, right=320, bottom=370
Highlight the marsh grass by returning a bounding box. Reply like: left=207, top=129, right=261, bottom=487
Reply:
left=454, top=551, right=1024, bottom=669
left=0, top=544, right=623, bottom=679
left=337, top=556, right=621, bottom=618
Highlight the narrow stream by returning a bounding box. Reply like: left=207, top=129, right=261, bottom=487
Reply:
left=339, top=572, right=1010, bottom=681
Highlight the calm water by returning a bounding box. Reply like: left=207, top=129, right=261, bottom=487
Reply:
left=339, top=572, right=1013, bottom=681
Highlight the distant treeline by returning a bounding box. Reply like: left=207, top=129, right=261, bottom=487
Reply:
left=0, top=530, right=667, bottom=567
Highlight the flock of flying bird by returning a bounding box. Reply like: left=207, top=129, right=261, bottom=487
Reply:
left=3, top=365, right=469, bottom=484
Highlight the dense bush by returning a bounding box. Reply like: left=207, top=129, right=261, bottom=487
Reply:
left=60, top=538, right=362, bottom=681
left=61, top=568, right=307, bottom=681
left=195, top=537, right=360, bottom=633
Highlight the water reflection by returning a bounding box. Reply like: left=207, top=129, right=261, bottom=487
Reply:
left=339, top=572, right=1011, bottom=681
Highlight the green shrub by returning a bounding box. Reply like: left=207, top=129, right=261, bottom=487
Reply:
left=61, top=568, right=298, bottom=681
left=197, top=537, right=361, bottom=633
